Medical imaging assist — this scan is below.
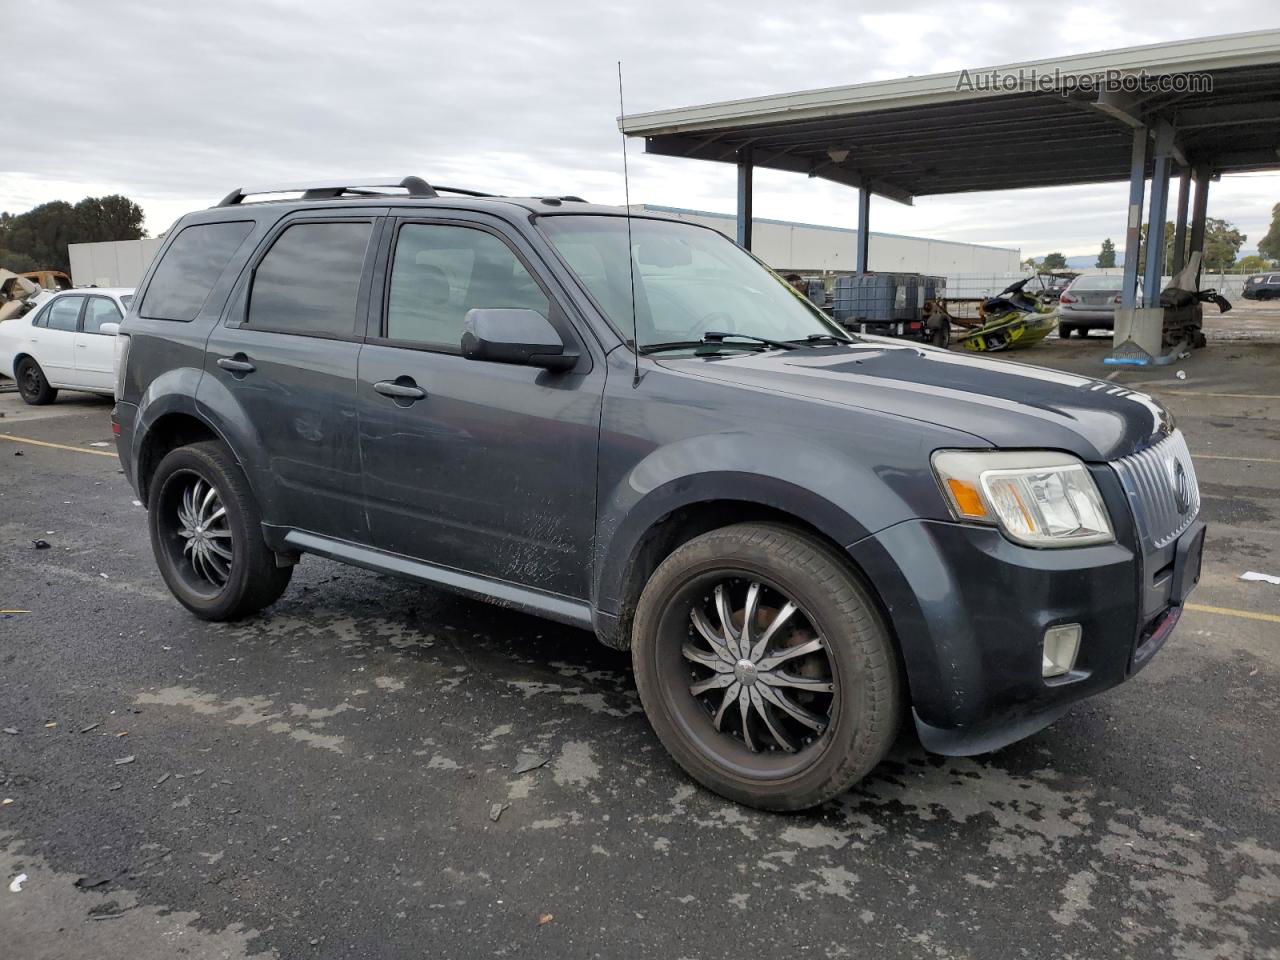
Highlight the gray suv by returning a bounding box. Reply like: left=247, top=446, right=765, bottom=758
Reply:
left=114, top=177, right=1205, bottom=810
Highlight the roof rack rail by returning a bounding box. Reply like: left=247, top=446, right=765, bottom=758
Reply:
left=216, top=176, right=440, bottom=206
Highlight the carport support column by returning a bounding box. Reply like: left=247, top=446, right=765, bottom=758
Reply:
left=1120, top=127, right=1149, bottom=309
left=736, top=149, right=753, bottom=251
left=1172, top=168, right=1191, bottom=274
left=1188, top=164, right=1211, bottom=284
left=1142, top=124, right=1175, bottom=308
left=856, top=185, right=871, bottom=274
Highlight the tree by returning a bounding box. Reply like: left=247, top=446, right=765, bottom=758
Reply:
left=1203, top=218, right=1246, bottom=271
left=0, top=194, right=145, bottom=272
left=0, top=248, right=40, bottom=272
left=1236, top=254, right=1276, bottom=273
left=1041, top=251, right=1068, bottom=270
left=1136, top=218, right=1245, bottom=274
left=1258, top=203, right=1280, bottom=262
left=1096, top=238, right=1116, bottom=268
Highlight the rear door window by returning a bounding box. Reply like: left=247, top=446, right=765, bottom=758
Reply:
left=246, top=221, right=373, bottom=338
left=45, top=296, right=84, bottom=332
left=140, top=221, right=253, bottom=321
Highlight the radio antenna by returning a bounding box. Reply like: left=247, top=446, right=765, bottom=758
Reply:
left=617, top=61, right=641, bottom=387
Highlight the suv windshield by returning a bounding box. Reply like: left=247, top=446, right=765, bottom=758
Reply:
left=539, top=215, right=848, bottom=351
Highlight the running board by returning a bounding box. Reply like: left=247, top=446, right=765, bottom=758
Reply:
left=283, top=530, right=594, bottom=631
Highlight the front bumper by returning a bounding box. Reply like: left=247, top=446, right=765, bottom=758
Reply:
left=848, top=511, right=1203, bottom=756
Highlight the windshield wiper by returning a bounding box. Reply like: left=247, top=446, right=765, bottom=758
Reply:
left=701, top=331, right=798, bottom=350
left=789, top=332, right=854, bottom=345
left=639, top=331, right=797, bottom=356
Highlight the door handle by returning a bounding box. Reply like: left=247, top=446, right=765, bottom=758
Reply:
left=374, top=379, right=426, bottom=402
left=217, top=355, right=256, bottom=374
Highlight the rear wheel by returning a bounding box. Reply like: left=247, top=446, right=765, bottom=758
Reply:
left=632, top=523, right=901, bottom=811
left=15, top=357, right=57, bottom=405
left=148, top=440, right=292, bottom=621
left=1058, top=325, right=1072, bottom=339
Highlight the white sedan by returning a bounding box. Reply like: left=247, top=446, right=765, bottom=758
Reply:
left=0, top=288, right=133, bottom=404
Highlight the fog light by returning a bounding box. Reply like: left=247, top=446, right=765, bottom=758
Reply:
left=1043, top=624, right=1081, bottom=678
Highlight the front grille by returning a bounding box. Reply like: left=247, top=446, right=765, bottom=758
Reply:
left=1110, top=430, right=1200, bottom=550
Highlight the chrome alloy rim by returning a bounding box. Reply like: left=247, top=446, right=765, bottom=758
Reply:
left=682, top=580, right=835, bottom=754
left=176, top=477, right=232, bottom=587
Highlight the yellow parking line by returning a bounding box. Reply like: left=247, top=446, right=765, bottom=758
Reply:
left=1192, top=453, right=1280, bottom=465
left=0, top=433, right=117, bottom=458
left=1154, top=391, right=1280, bottom=400
left=1186, top=603, right=1280, bottom=624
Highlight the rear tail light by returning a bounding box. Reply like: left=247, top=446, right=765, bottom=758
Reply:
left=1060, top=293, right=1077, bottom=304
left=908, top=321, right=923, bottom=330
left=114, top=333, right=131, bottom=402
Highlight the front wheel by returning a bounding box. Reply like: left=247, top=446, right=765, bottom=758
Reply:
left=15, top=357, right=57, bottom=405
left=148, top=440, right=292, bottom=621
left=632, top=523, right=902, bottom=811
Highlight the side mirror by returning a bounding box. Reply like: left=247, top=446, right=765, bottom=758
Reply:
left=98, top=322, right=121, bottom=336
left=461, top=308, right=577, bottom=371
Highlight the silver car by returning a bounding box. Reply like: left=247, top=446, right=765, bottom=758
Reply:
left=1058, top=275, right=1140, bottom=338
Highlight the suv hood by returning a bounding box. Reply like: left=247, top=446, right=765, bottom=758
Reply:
left=661, top=340, right=1171, bottom=461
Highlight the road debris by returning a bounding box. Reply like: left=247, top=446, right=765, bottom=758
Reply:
left=31, top=538, right=49, bottom=549
left=513, top=752, right=549, bottom=775
left=80, top=722, right=101, bottom=733
left=113, top=755, right=136, bottom=766
left=9, top=873, right=27, bottom=893
left=154, top=773, right=171, bottom=788
left=538, top=913, right=554, bottom=926
left=74, top=876, right=111, bottom=889
left=2, top=728, right=17, bottom=736
left=1175, top=369, right=1188, bottom=379
left=1240, top=571, right=1280, bottom=585
left=488, top=802, right=510, bottom=822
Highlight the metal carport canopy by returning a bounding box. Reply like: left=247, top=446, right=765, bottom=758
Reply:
left=619, top=30, right=1280, bottom=205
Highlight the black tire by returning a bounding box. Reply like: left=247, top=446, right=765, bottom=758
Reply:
left=632, top=523, right=902, bottom=811
left=148, top=440, right=292, bottom=621
left=15, top=357, right=57, bottom=405
left=930, top=321, right=950, bottom=348
left=1058, top=325, right=1072, bottom=339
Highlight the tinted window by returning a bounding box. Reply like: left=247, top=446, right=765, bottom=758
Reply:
left=83, top=297, right=123, bottom=334
left=140, top=221, right=253, bottom=321
left=46, top=296, right=84, bottom=332
left=386, top=224, right=549, bottom=348
left=247, top=222, right=373, bottom=338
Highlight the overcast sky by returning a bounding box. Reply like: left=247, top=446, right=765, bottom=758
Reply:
left=5, top=0, right=1280, bottom=260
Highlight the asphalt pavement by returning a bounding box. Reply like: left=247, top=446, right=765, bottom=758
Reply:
left=1, top=329, right=1278, bottom=959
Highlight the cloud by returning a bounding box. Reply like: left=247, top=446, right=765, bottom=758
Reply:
left=3, top=0, right=1279, bottom=256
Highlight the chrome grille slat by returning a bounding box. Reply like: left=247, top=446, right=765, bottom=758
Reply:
left=1110, top=430, right=1200, bottom=550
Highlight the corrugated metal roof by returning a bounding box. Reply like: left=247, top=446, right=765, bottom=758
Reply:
left=622, top=30, right=1280, bottom=202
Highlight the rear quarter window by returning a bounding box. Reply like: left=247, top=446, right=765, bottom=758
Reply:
left=140, top=221, right=253, bottom=321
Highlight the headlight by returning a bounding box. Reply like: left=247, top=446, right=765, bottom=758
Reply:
left=931, top=450, right=1113, bottom=547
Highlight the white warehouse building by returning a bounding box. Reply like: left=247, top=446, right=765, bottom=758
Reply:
left=67, top=209, right=1021, bottom=289
left=634, top=205, right=1022, bottom=275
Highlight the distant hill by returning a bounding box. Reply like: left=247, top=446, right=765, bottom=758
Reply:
left=1065, top=252, right=1127, bottom=269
